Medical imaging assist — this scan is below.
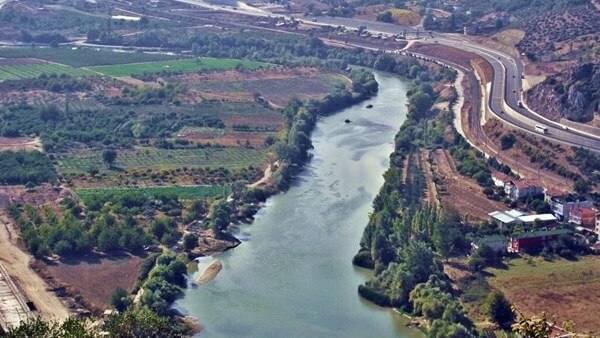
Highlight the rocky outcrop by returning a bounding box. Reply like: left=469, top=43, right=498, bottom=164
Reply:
left=526, top=62, right=599, bottom=122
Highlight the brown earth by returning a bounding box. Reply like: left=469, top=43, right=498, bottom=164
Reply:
left=409, top=43, right=494, bottom=83
left=178, top=130, right=272, bottom=148
left=0, top=136, right=43, bottom=152
left=431, top=149, right=505, bottom=221
left=191, top=229, right=240, bottom=257
left=0, top=58, right=42, bottom=66
left=44, top=253, right=144, bottom=312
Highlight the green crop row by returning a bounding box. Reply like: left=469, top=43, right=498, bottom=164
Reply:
left=75, top=185, right=231, bottom=203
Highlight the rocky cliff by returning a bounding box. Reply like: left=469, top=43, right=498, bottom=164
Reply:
left=526, top=62, right=599, bottom=122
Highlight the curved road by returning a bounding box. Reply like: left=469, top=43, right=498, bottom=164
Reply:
left=183, top=1, right=600, bottom=151
left=432, top=35, right=600, bottom=152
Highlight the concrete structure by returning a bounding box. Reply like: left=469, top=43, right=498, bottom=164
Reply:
left=489, top=210, right=524, bottom=229
left=569, top=207, right=596, bottom=228
left=504, top=180, right=544, bottom=200
left=489, top=210, right=556, bottom=229
left=0, top=263, right=31, bottom=332
left=549, top=194, right=593, bottom=221
left=509, top=228, right=572, bottom=253
left=491, top=172, right=511, bottom=188
left=517, top=214, right=557, bottom=226
left=472, top=235, right=509, bottom=253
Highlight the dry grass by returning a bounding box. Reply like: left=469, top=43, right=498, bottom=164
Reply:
left=431, top=149, right=506, bottom=221
left=487, top=256, right=600, bottom=336
left=46, top=254, right=144, bottom=312
left=388, top=9, right=421, bottom=26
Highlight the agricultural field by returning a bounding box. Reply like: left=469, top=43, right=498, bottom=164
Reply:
left=89, top=58, right=270, bottom=77
left=180, top=68, right=348, bottom=107
left=487, top=256, right=600, bottom=336
left=0, top=48, right=183, bottom=67
left=44, top=254, right=144, bottom=311
left=75, top=185, right=232, bottom=205
left=55, top=147, right=269, bottom=174
left=0, top=58, right=92, bottom=79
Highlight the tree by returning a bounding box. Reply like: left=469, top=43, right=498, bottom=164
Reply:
left=512, top=311, right=554, bottom=338
left=183, top=233, right=198, bottom=251
left=484, top=291, right=514, bottom=326
left=408, top=92, right=433, bottom=119
left=103, top=149, right=118, bottom=167
left=4, top=317, right=97, bottom=338
left=86, top=28, right=100, bottom=42
left=103, top=309, right=182, bottom=338
left=110, top=287, right=131, bottom=312
left=573, top=177, right=590, bottom=194
left=500, top=134, right=516, bottom=150
left=376, top=11, right=393, bottom=23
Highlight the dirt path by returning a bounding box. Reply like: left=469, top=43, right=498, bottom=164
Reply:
left=420, top=150, right=439, bottom=206
left=249, top=163, right=274, bottom=188
left=0, top=214, right=70, bottom=321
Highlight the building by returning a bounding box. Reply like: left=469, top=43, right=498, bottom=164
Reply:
left=472, top=235, right=509, bottom=253
left=569, top=207, right=596, bottom=228
left=489, top=210, right=557, bottom=230
left=504, top=180, right=544, bottom=200
left=544, top=187, right=566, bottom=203
left=489, top=210, right=525, bottom=229
left=549, top=194, right=593, bottom=221
left=509, top=228, right=572, bottom=253
left=491, top=171, right=511, bottom=188
left=517, top=214, right=557, bottom=227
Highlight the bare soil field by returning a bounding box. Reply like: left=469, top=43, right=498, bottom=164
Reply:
left=173, top=67, right=346, bottom=107
left=0, top=58, right=42, bottom=66
left=0, top=184, right=62, bottom=209
left=431, top=149, right=505, bottom=221
left=487, top=256, right=600, bottom=336
left=178, top=129, right=274, bottom=147
left=44, top=253, right=144, bottom=312
left=0, top=136, right=42, bottom=152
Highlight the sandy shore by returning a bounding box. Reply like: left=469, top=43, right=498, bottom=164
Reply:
left=196, top=260, right=222, bottom=285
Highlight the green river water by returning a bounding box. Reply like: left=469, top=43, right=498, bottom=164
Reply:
left=175, top=72, right=423, bottom=338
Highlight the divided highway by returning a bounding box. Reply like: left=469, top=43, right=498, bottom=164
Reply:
left=432, top=36, right=600, bottom=152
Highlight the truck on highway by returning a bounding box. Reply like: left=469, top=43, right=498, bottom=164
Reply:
left=517, top=100, right=524, bottom=108
left=535, top=124, right=548, bottom=134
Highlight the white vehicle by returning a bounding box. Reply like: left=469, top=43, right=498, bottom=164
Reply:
left=535, top=124, right=548, bottom=134
left=517, top=100, right=523, bottom=108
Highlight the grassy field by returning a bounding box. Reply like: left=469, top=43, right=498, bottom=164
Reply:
left=89, top=58, right=270, bottom=77
left=194, top=74, right=347, bottom=107
left=487, top=255, right=600, bottom=335
left=0, top=48, right=182, bottom=67
left=0, top=63, right=92, bottom=79
left=56, top=147, right=268, bottom=174
left=75, top=185, right=231, bottom=203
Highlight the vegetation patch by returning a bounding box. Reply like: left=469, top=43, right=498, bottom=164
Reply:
left=75, top=185, right=232, bottom=205
left=0, top=62, right=92, bottom=79
left=89, top=58, right=270, bottom=77
left=0, top=150, right=56, bottom=185
left=0, top=48, right=182, bottom=67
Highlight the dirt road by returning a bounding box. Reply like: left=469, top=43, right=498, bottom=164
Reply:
left=0, top=214, right=70, bottom=321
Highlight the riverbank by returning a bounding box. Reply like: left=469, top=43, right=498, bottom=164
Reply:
left=176, top=72, right=423, bottom=337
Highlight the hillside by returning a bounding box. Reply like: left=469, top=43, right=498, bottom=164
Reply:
left=526, top=62, right=600, bottom=123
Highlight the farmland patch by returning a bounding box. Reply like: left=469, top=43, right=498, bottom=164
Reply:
left=89, top=58, right=270, bottom=77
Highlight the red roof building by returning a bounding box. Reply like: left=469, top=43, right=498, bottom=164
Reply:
left=569, top=207, right=596, bottom=229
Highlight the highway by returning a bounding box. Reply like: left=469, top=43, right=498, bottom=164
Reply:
left=432, top=36, right=600, bottom=152
left=176, top=1, right=600, bottom=151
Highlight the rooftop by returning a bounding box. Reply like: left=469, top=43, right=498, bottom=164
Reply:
left=544, top=187, right=566, bottom=198
left=511, top=179, right=544, bottom=189
left=517, top=214, right=557, bottom=223
left=512, top=228, right=571, bottom=239
left=475, top=235, right=509, bottom=244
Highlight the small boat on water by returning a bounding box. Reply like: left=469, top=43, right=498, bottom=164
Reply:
left=366, top=104, right=373, bottom=109
left=344, top=119, right=352, bottom=124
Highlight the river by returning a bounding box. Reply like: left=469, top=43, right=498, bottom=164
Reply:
left=175, top=72, right=422, bottom=338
